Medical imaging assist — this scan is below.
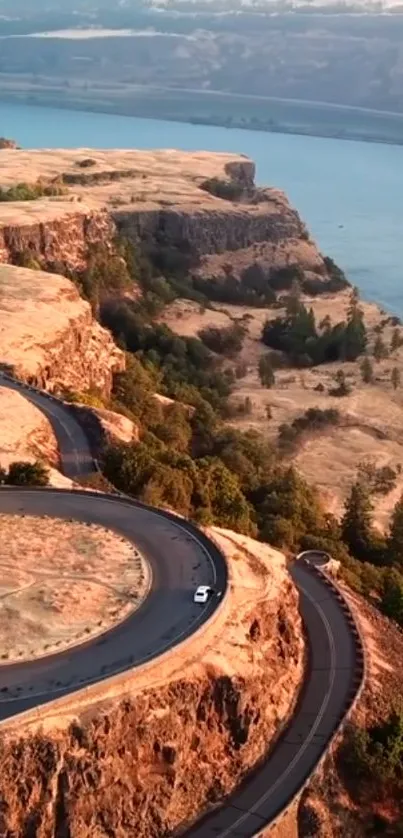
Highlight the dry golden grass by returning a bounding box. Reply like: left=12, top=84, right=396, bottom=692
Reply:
left=0, top=148, right=258, bottom=220
left=159, top=292, right=403, bottom=529
left=0, top=514, right=148, bottom=662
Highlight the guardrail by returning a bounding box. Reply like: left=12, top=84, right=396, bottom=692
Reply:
left=0, top=372, right=366, bottom=836
left=0, top=551, right=231, bottom=734
left=0, top=370, right=231, bottom=729
left=253, top=556, right=366, bottom=836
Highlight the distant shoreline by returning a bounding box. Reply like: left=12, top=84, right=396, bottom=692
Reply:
left=0, top=87, right=402, bottom=149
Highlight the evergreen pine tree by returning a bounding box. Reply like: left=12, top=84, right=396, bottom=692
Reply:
left=391, top=367, right=401, bottom=391
left=341, top=480, right=374, bottom=561
left=373, top=335, right=389, bottom=362
left=258, top=354, right=276, bottom=388
left=361, top=356, right=374, bottom=384
left=390, top=328, right=401, bottom=353
left=285, top=280, right=302, bottom=318
left=333, top=368, right=350, bottom=396
left=342, top=287, right=367, bottom=361
left=388, top=493, right=403, bottom=569
left=381, top=568, right=403, bottom=626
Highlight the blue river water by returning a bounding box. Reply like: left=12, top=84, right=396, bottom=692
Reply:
left=0, top=100, right=402, bottom=314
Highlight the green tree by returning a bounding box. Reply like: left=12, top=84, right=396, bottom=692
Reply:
left=151, top=403, right=192, bottom=453
left=391, top=328, right=402, bottom=353
left=285, top=279, right=302, bottom=317
left=199, top=458, right=256, bottom=535
left=388, top=493, right=403, bottom=570
left=258, top=354, right=276, bottom=388
left=214, top=428, right=275, bottom=494
left=6, top=461, right=49, bottom=487
left=381, top=569, right=403, bottom=626
left=341, top=480, right=375, bottom=562
left=103, top=442, right=155, bottom=496
left=360, top=356, right=374, bottom=384
left=340, top=287, right=367, bottom=362
left=331, top=368, right=350, bottom=396
left=373, top=335, right=389, bottom=362
left=255, top=466, right=325, bottom=549
left=141, top=464, right=193, bottom=516
left=198, top=323, right=245, bottom=357
left=392, top=367, right=401, bottom=391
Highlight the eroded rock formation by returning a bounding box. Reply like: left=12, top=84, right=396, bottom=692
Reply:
left=0, top=530, right=304, bottom=838
left=0, top=149, right=330, bottom=287
left=0, top=264, right=124, bottom=397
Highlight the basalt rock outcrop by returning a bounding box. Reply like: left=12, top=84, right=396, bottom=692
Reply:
left=0, top=264, right=124, bottom=397
left=0, top=530, right=304, bottom=838
left=0, top=148, right=331, bottom=286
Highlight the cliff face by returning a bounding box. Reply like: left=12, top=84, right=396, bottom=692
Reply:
left=0, top=529, right=304, bottom=838
left=0, top=148, right=329, bottom=285
left=0, top=264, right=124, bottom=397
left=0, top=385, right=58, bottom=469
left=0, top=209, right=115, bottom=273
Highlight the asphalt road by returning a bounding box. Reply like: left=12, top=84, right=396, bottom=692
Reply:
left=0, top=487, right=227, bottom=719
left=0, top=374, right=362, bottom=837
left=185, top=560, right=360, bottom=836
left=0, top=373, right=227, bottom=718
left=0, top=374, right=94, bottom=477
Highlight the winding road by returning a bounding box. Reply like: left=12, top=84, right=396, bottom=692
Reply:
left=0, top=373, right=364, bottom=837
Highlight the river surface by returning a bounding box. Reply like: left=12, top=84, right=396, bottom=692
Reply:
left=0, top=100, right=402, bottom=314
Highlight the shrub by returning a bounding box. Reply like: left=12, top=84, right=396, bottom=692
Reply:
left=278, top=407, right=340, bottom=452
left=76, top=158, right=97, bottom=168
left=329, top=369, right=351, bottom=397
left=192, top=271, right=276, bottom=307
left=198, top=323, right=245, bottom=357
left=78, top=241, right=133, bottom=309
left=361, top=356, right=374, bottom=384
left=357, top=461, right=397, bottom=496
left=200, top=177, right=244, bottom=202
left=341, top=712, right=403, bottom=794
left=4, top=460, right=49, bottom=487
left=0, top=179, right=67, bottom=202
left=62, top=389, right=105, bottom=409
left=323, top=256, right=350, bottom=292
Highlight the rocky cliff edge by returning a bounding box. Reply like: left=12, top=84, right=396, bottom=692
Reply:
left=0, top=528, right=304, bottom=838
left=0, top=264, right=124, bottom=396
left=0, top=148, right=327, bottom=283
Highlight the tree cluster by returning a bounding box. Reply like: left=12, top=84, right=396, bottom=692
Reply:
left=341, top=712, right=403, bottom=810
left=103, top=359, right=333, bottom=550
left=341, top=479, right=403, bottom=626
left=102, top=302, right=234, bottom=412
left=262, top=290, right=367, bottom=367
left=0, top=461, right=49, bottom=487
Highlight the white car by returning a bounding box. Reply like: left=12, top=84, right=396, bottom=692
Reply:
left=193, top=585, right=213, bottom=604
